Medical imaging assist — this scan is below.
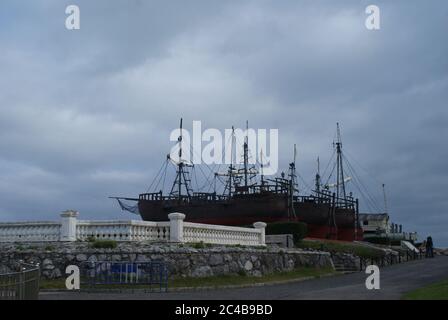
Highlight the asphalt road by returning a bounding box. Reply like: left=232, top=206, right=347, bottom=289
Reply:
left=40, top=256, right=448, bottom=300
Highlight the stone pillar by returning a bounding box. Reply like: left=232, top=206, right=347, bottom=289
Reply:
left=60, top=210, right=79, bottom=242
left=253, top=222, right=267, bottom=245
left=168, top=212, right=186, bottom=243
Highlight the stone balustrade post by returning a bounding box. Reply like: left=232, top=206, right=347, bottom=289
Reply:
left=168, top=212, right=186, bottom=242
left=60, top=210, right=79, bottom=242
left=253, top=222, right=267, bottom=245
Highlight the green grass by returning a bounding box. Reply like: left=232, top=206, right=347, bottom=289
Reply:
left=89, top=240, right=118, bottom=249
left=187, top=241, right=212, bottom=249
left=40, top=278, right=68, bottom=290
left=39, top=267, right=335, bottom=290
left=170, top=267, right=334, bottom=288
left=297, top=239, right=386, bottom=259
left=402, top=279, right=448, bottom=300
left=44, top=245, right=55, bottom=251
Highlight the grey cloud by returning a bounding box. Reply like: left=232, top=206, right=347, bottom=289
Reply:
left=0, top=0, right=447, bottom=245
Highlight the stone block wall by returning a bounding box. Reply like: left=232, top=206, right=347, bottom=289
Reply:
left=0, top=242, right=334, bottom=279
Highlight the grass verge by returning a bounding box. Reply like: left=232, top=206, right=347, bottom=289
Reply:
left=402, top=279, right=448, bottom=300
left=170, top=267, right=334, bottom=288
left=39, top=266, right=335, bottom=290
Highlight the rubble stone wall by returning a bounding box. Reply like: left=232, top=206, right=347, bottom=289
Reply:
left=0, top=242, right=334, bottom=279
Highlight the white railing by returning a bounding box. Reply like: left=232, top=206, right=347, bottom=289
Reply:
left=0, top=211, right=266, bottom=246
left=76, top=220, right=170, bottom=242
left=0, top=222, right=60, bottom=243
left=183, top=222, right=263, bottom=246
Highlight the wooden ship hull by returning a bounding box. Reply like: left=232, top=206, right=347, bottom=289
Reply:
left=137, top=192, right=362, bottom=241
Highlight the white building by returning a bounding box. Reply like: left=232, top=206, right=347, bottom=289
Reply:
left=359, top=213, right=417, bottom=242
left=359, top=213, right=390, bottom=235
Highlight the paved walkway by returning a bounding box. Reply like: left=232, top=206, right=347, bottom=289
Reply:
left=40, top=256, right=448, bottom=300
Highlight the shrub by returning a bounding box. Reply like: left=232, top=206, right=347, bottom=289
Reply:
left=237, top=269, right=247, bottom=277
left=265, top=221, right=307, bottom=244
left=190, top=241, right=211, bottom=249
left=89, top=240, right=117, bottom=249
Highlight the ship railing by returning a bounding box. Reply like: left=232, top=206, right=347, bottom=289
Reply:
left=191, top=192, right=231, bottom=202
left=193, top=192, right=215, bottom=199
left=139, top=193, right=190, bottom=202
left=295, top=195, right=332, bottom=205
left=140, top=193, right=232, bottom=203
left=139, top=192, right=163, bottom=201
left=296, top=190, right=358, bottom=207
left=335, top=201, right=356, bottom=210
left=247, top=184, right=289, bottom=194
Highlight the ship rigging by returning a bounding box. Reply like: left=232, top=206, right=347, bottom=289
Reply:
left=111, top=120, right=385, bottom=241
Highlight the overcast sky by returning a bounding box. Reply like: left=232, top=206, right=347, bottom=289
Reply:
left=0, top=1, right=447, bottom=246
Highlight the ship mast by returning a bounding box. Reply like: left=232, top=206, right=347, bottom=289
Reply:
left=169, top=118, right=192, bottom=199
left=243, top=121, right=249, bottom=187
left=178, top=118, right=183, bottom=197
left=228, top=126, right=235, bottom=198
left=215, top=126, right=241, bottom=198
left=288, top=144, right=297, bottom=218
left=260, top=148, right=264, bottom=187
left=335, top=123, right=347, bottom=207
left=315, top=157, right=321, bottom=195
left=382, top=183, right=388, bottom=214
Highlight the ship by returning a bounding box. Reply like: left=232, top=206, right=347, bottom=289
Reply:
left=112, top=120, right=364, bottom=241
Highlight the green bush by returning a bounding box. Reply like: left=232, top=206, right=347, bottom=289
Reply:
left=89, top=240, right=117, bottom=249
left=237, top=269, right=247, bottom=277
left=189, top=241, right=212, bottom=249
left=265, top=221, right=307, bottom=244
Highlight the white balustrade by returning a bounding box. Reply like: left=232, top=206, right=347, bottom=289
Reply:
left=0, top=211, right=266, bottom=246
left=75, top=220, right=170, bottom=242
left=0, top=222, right=61, bottom=242
left=183, top=222, right=265, bottom=246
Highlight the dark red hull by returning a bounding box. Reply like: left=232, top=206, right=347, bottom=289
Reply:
left=138, top=193, right=362, bottom=241
left=139, top=192, right=289, bottom=224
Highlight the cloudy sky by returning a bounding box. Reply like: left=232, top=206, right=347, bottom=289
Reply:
left=0, top=1, right=447, bottom=245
